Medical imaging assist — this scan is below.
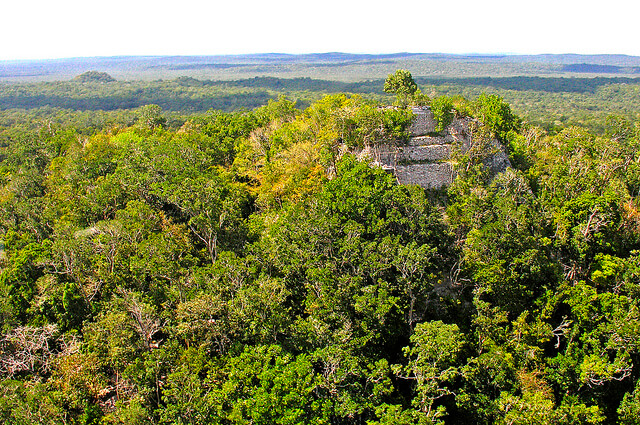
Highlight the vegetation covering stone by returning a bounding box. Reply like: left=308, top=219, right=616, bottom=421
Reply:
left=367, top=106, right=510, bottom=189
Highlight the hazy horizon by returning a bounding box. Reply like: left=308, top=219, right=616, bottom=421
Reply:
left=2, top=51, right=640, bottom=64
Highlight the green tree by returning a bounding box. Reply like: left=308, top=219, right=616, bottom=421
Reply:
left=393, top=321, right=464, bottom=424
left=430, top=96, right=455, bottom=132
left=384, top=69, right=418, bottom=106
left=138, top=105, right=166, bottom=130
left=474, top=93, right=520, bottom=142
left=0, top=380, right=67, bottom=425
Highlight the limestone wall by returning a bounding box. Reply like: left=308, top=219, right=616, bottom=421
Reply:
left=400, top=143, right=451, bottom=162
left=395, top=163, right=454, bottom=189
left=408, top=106, right=437, bottom=136
left=362, top=106, right=511, bottom=190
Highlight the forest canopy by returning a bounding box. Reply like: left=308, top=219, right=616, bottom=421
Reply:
left=1, top=71, right=640, bottom=134
left=0, top=71, right=640, bottom=424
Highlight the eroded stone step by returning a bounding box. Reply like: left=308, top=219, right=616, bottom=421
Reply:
left=395, top=162, right=454, bottom=189
left=408, top=107, right=437, bottom=136
left=399, top=144, right=451, bottom=162
left=408, top=135, right=454, bottom=146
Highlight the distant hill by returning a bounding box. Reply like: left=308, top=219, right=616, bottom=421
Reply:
left=73, top=71, right=116, bottom=82
left=2, top=53, right=640, bottom=82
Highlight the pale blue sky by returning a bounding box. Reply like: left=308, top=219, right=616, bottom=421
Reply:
left=1, top=0, right=637, bottom=60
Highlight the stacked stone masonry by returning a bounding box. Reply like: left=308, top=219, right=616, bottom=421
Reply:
left=366, top=106, right=509, bottom=189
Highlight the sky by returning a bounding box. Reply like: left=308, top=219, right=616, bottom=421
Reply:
left=1, top=0, right=638, bottom=61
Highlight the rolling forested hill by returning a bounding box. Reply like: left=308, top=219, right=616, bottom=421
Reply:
left=3, top=53, right=640, bottom=81
left=2, top=53, right=640, bottom=134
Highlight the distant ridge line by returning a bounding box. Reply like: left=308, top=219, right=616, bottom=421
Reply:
left=3, top=52, right=640, bottom=82
left=3, top=52, right=640, bottom=64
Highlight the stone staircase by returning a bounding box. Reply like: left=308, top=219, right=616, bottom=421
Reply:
left=366, top=106, right=509, bottom=189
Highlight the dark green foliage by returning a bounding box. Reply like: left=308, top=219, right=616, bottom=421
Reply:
left=384, top=69, right=418, bottom=107
left=1, top=88, right=640, bottom=424
left=382, top=107, right=414, bottom=140
left=414, top=75, right=640, bottom=94
left=431, top=95, right=460, bottom=132
left=61, top=281, right=88, bottom=330
left=619, top=382, right=640, bottom=424
left=474, top=93, right=520, bottom=142
left=138, top=104, right=166, bottom=130
left=190, top=108, right=260, bottom=166
left=2, top=67, right=640, bottom=137
left=0, top=380, right=67, bottom=424
left=0, top=80, right=275, bottom=112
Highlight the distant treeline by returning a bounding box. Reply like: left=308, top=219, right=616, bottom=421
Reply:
left=0, top=77, right=385, bottom=113
left=179, top=76, right=385, bottom=93
left=0, top=81, right=275, bottom=112
left=416, top=75, right=640, bottom=93
left=177, top=75, right=640, bottom=95
left=0, top=91, right=274, bottom=112
left=561, top=63, right=640, bottom=74
left=1, top=76, right=640, bottom=135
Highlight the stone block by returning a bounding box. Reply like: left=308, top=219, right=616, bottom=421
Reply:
left=408, top=106, right=437, bottom=136
left=394, top=162, right=454, bottom=189
left=408, top=135, right=448, bottom=146
left=400, top=144, right=451, bottom=162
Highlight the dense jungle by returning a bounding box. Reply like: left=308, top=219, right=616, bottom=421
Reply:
left=1, top=62, right=640, bottom=424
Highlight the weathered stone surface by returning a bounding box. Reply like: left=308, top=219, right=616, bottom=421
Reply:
left=394, top=163, right=454, bottom=189
left=408, top=106, right=437, bottom=136
left=484, top=148, right=510, bottom=175
left=448, top=117, right=473, bottom=140
left=359, top=106, right=510, bottom=190
left=407, top=135, right=449, bottom=146
left=360, top=143, right=397, bottom=165
left=399, top=144, right=451, bottom=162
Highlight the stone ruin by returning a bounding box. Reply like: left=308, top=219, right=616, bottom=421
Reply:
left=361, top=106, right=510, bottom=189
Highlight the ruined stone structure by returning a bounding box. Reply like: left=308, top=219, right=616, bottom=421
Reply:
left=363, top=106, right=510, bottom=189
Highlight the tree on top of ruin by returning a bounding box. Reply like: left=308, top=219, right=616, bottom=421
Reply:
left=384, top=69, right=418, bottom=106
